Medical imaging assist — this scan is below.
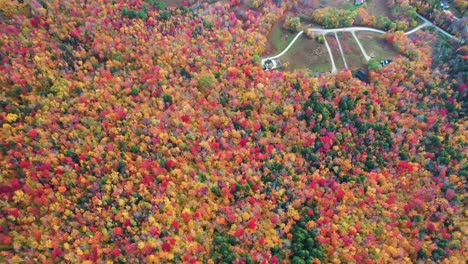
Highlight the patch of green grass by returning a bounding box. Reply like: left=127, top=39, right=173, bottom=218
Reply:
left=310, top=63, right=331, bottom=73
left=279, top=36, right=331, bottom=72
left=338, top=32, right=367, bottom=70
left=270, top=23, right=297, bottom=55
left=363, top=41, right=394, bottom=60
left=347, top=53, right=367, bottom=69
left=356, top=32, right=399, bottom=61
left=343, top=2, right=359, bottom=11
left=326, top=34, right=345, bottom=70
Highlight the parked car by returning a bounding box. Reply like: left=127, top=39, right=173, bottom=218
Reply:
left=440, top=1, right=450, bottom=10
left=380, top=59, right=392, bottom=67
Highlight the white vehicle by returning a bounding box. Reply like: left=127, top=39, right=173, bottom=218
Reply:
left=440, top=1, right=450, bottom=10
left=380, top=59, right=392, bottom=67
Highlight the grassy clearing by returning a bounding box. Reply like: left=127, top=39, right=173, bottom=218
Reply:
left=266, top=22, right=298, bottom=56
left=323, top=0, right=392, bottom=17
left=278, top=35, right=331, bottom=73
left=325, top=34, right=345, bottom=70
left=365, top=0, right=393, bottom=18
left=338, top=32, right=367, bottom=71
left=320, top=0, right=354, bottom=9
left=310, top=62, right=332, bottom=73
left=356, top=31, right=399, bottom=61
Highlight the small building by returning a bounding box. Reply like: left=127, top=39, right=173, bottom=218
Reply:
left=355, top=0, right=365, bottom=6
left=354, top=70, right=367, bottom=82
left=262, top=58, right=283, bottom=70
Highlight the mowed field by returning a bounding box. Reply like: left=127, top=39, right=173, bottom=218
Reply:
left=356, top=31, right=399, bottom=60
left=325, top=34, right=345, bottom=70
left=265, top=21, right=298, bottom=56
left=319, top=0, right=353, bottom=9
left=366, top=0, right=393, bottom=18
left=280, top=35, right=332, bottom=72
left=328, top=0, right=393, bottom=17
left=338, top=32, right=367, bottom=71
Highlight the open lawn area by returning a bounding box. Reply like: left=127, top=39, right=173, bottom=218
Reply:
left=265, top=21, right=298, bottom=56
left=324, top=0, right=393, bottom=18
left=365, top=0, right=393, bottom=18
left=279, top=35, right=331, bottom=73
left=338, top=32, right=367, bottom=70
left=357, top=31, right=399, bottom=60
left=320, top=0, right=355, bottom=9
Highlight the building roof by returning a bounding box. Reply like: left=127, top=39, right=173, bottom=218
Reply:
left=355, top=70, right=367, bottom=81
left=262, top=59, right=282, bottom=71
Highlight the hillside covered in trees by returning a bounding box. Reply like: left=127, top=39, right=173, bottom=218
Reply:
left=0, top=0, right=467, bottom=263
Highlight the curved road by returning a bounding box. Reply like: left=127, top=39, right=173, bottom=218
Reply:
left=404, top=21, right=431, bottom=35
left=262, top=14, right=462, bottom=71
left=313, top=26, right=386, bottom=34
left=268, top=31, right=304, bottom=60
left=352, top=31, right=371, bottom=61
left=261, top=27, right=385, bottom=68
left=416, top=14, right=461, bottom=41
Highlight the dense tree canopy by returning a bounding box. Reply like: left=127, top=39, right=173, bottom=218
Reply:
left=0, top=0, right=466, bottom=263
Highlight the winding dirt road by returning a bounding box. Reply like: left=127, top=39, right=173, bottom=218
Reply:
left=262, top=14, right=462, bottom=72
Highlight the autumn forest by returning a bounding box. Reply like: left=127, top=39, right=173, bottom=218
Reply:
left=0, top=0, right=467, bottom=263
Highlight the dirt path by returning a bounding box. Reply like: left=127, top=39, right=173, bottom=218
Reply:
left=262, top=27, right=385, bottom=62
left=351, top=31, right=371, bottom=61
left=260, top=31, right=304, bottom=66
left=404, top=21, right=431, bottom=36
left=323, top=34, right=337, bottom=73
left=313, top=27, right=386, bottom=35
left=262, top=27, right=386, bottom=67
left=415, top=14, right=461, bottom=41
left=334, top=32, right=348, bottom=69
left=261, top=14, right=461, bottom=72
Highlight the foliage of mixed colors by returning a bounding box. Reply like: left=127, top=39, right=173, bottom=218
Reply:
left=0, top=0, right=467, bottom=263
left=407, top=0, right=467, bottom=37
left=310, top=2, right=417, bottom=31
